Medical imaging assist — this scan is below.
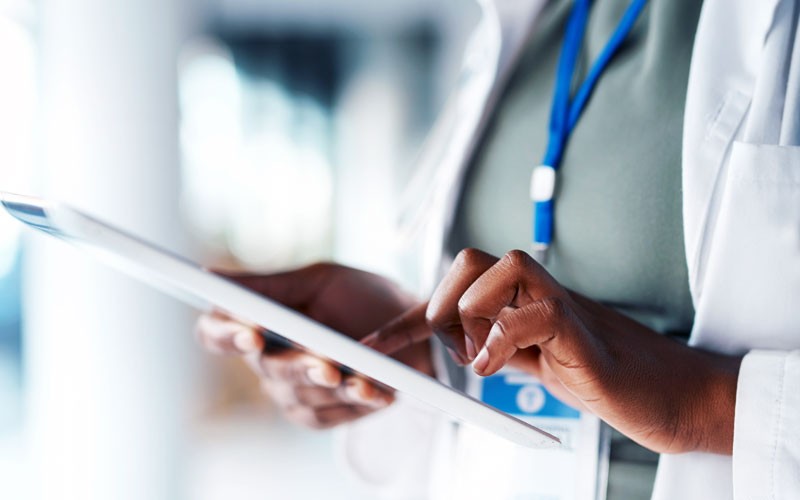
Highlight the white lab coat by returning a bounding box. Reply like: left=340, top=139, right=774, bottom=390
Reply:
left=343, top=0, right=800, bottom=498
left=653, top=0, right=800, bottom=498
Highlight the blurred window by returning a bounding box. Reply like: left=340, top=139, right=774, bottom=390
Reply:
left=179, top=34, right=341, bottom=270
left=178, top=28, right=438, bottom=274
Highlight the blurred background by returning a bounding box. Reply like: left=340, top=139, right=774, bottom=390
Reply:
left=0, top=0, right=480, bottom=498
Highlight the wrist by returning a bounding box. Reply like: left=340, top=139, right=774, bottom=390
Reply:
left=683, top=351, right=742, bottom=455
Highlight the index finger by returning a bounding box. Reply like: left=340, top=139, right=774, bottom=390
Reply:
left=426, top=249, right=498, bottom=360
left=361, top=302, right=431, bottom=356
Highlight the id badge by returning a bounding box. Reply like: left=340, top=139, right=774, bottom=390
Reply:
left=447, top=369, right=608, bottom=500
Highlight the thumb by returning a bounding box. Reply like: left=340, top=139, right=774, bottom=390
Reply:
left=361, top=302, right=432, bottom=356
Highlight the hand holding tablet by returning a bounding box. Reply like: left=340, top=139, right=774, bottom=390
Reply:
left=1, top=192, right=560, bottom=448
left=196, top=265, right=433, bottom=429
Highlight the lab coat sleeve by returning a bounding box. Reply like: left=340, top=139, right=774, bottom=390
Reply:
left=334, top=400, right=444, bottom=500
left=334, top=340, right=459, bottom=499
left=733, top=349, right=800, bottom=499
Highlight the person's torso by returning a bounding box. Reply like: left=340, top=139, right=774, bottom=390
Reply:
left=441, top=0, right=704, bottom=499
left=448, top=0, right=703, bottom=335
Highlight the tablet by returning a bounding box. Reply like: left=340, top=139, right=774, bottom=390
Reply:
left=1, top=192, right=560, bottom=448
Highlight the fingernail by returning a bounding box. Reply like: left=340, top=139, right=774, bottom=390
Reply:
left=307, top=366, right=337, bottom=388
left=473, top=347, right=489, bottom=374
left=344, top=380, right=367, bottom=403
left=233, top=329, right=261, bottom=353
left=345, top=381, right=387, bottom=408
left=465, top=337, right=477, bottom=361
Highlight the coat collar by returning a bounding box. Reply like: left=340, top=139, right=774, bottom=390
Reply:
left=400, top=0, right=548, bottom=294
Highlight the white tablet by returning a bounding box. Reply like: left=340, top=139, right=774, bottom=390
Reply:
left=2, top=192, right=559, bottom=448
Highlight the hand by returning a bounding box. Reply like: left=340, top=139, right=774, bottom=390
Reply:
left=196, top=263, right=433, bottom=429
left=364, top=249, right=742, bottom=454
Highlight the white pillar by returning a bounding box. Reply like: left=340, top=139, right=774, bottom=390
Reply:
left=25, top=1, right=194, bottom=499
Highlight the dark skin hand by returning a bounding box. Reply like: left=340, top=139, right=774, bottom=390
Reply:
left=196, top=263, right=433, bottom=429
left=363, top=248, right=742, bottom=455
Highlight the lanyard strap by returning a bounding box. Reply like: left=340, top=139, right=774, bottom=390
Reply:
left=532, top=0, right=650, bottom=259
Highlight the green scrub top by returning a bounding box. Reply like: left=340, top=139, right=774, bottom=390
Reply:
left=449, top=0, right=702, bottom=335
left=447, top=0, right=704, bottom=497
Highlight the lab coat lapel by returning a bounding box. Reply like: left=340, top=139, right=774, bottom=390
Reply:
left=402, top=0, right=547, bottom=294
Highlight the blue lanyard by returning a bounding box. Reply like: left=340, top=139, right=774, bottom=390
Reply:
left=531, top=0, right=649, bottom=260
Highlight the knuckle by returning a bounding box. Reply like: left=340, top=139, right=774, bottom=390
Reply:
left=456, top=295, right=474, bottom=318
left=454, top=248, right=484, bottom=268
left=503, top=249, right=532, bottom=269
left=491, top=320, right=512, bottom=344
left=424, top=303, right=444, bottom=331
left=426, top=315, right=458, bottom=341
left=540, top=296, right=568, bottom=319
left=425, top=299, right=463, bottom=350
